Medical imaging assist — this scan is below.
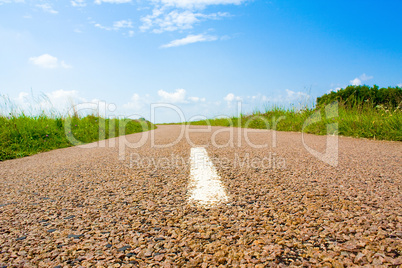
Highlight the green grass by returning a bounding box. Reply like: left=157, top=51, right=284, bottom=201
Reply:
left=1, top=86, right=400, bottom=161
left=188, top=102, right=402, bottom=141
left=0, top=114, right=155, bottom=161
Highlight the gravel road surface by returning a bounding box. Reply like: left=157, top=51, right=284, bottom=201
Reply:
left=1, top=125, right=401, bottom=267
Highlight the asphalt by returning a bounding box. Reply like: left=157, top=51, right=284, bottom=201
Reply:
left=0, top=125, right=401, bottom=267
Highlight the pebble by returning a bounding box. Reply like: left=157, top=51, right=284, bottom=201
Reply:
left=67, top=234, right=83, bottom=239
left=144, top=249, right=153, bottom=258
left=0, top=125, right=400, bottom=267
left=117, top=246, right=131, bottom=252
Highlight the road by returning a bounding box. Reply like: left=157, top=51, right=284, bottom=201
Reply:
left=1, top=125, right=401, bottom=267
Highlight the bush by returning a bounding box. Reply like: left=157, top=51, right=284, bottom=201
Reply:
left=317, top=85, right=402, bottom=109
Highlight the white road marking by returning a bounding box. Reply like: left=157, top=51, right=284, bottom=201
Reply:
left=188, top=147, right=229, bottom=206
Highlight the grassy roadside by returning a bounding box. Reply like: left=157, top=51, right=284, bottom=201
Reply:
left=0, top=115, right=155, bottom=161
left=189, top=101, right=402, bottom=141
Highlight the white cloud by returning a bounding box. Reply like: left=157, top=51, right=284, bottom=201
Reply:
left=230, top=90, right=310, bottom=107
left=84, top=0, right=243, bottom=43
left=350, top=78, right=362, bottom=86
left=94, top=0, right=131, bottom=4
left=46, top=90, right=85, bottom=106
left=224, top=93, right=242, bottom=108
left=13, top=90, right=123, bottom=117
left=398, top=83, right=402, bottom=88
left=161, top=34, right=217, bottom=48
left=247, top=94, right=270, bottom=102
left=71, top=0, right=86, bottom=7
left=0, top=0, right=24, bottom=5
left=158, top=88, right=188, bottom=103
left=94, top=20, right=134, bottom=33
left=123, top=93, right=143, bottom=110
left=29, top=54, right=58, bottom=69
left=122, top=91, right=204, bottom=114
left=350, top=73, right=373, bottom=86
left=327, top=87, right=342, bottom=93
left=285, top=89, right=308, bottom=99
left=16, top=92, right=29, bottom=103
left=94, top=23, right=112, bottom=31
left=60, top=61, right=73, bottom=69
left=16, top=90, right=84, bottom=106
left=29, top=54, right=72, bottom=69
left=139, top=0, right=239, bottom=35
left=360, top=73, right=373, bottom=81
left=12, top=90, right=86, bottom=115
left=224, top=93, right=242, bottom=102
left=141, top=9, right=198, bottom=33
left=224, top=93, right=234, bottom=102
left=113, top=19, right=133, bottom=29
left=36, top=4, right=58, bottom=14
left=140, top=8, right=228, bottom=33
left=157, top=0, right=245, bottom=9
left=188, top=96, right=206, bottom=102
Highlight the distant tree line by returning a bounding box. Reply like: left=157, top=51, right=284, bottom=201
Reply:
left=317, top=85, right=402, bottom=109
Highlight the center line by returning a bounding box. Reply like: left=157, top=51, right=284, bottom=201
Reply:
left=188, top=147, right=229, bottom=207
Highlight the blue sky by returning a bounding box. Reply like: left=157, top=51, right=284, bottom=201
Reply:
left=1, top=0, right=401, bottom=123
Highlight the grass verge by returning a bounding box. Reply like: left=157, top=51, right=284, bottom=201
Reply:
left=189, top=102, right=402, bottom=141
left=0, top=114, right=155, bottom=161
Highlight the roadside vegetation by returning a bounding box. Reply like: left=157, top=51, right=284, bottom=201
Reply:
left=0, top=96, right=155, bottom=161
left=1, top=85, right=400, bottom=161
left=190, top=85, right=402, bottom=141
